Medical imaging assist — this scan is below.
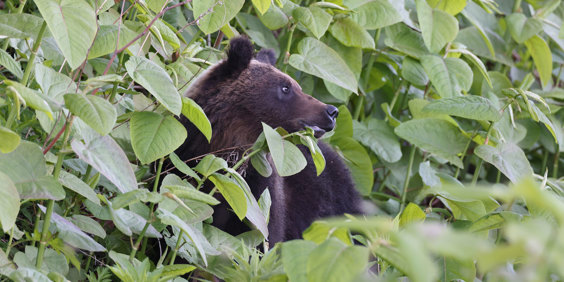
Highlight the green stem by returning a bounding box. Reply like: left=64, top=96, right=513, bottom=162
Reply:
left=513, top=0, right=522, bottom=12
left=400, top=145, right=417, bottom=213
left=21, top=22, right=47, bottom=86
left=541, top=149, right=549, bottom=175
left=169, top=230, right=184, bottom=265
left=36, top=115, right=72, bottom=269
left=109, top=52, right=126, bottom=102
left=5, top=90, right=20, bottom=129
left=5, top=227, right=15, bottom=255
left=554, top=150, right=560, bottom=179
left=455, top=129, right=479, bottom=179
left=82, top=165, right=92, bottom=182
left=232, top=148, right=261, bottom=171
left=129, top=157, right=165, bottom=261
left=282, top=25, right=296, bottom=73
left=84, top=252, right=93, bottom=273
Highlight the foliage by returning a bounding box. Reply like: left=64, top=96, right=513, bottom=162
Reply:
left=0, top=0, right=563, bottom=281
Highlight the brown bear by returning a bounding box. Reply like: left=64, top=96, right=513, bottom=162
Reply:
left=175, top=37, right=361, bottom=243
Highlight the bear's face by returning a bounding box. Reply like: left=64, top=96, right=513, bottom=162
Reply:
left=234, top=60, right=338, bottom=138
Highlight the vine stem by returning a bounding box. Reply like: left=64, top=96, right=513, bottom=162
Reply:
left=169, top=230, right=184, bottom=265
left=36, top=114, right=73, bottom=268
left=21, top=22, right=47, bottom=86
left=130, top=157, right=165, bottom=261
left=282, top=24, right=296, bottom=73
left=400, top=145, right=417, bottom=213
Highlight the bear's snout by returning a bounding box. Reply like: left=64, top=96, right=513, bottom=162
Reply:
left=325, top=105, right=339, bottom=120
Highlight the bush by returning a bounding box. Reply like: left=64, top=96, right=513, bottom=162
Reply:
left=0, top=0, right=563, bottom=281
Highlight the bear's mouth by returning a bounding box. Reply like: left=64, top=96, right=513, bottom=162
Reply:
left=304, top=125, right=331, bottom=138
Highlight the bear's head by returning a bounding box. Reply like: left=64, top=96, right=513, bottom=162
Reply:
left=185, top=37, right=338, bottom=151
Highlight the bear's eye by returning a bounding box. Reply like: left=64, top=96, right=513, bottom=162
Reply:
left=281, top=86, right=290, bottom=94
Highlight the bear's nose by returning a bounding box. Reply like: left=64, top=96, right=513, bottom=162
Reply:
left=326, top=105, right=339, bottom=120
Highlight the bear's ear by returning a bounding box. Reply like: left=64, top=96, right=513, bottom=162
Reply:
left=225, top=37, right=254, bottom=75
left=256, top=49, right=277, bottom=66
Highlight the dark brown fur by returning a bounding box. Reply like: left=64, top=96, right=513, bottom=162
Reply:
left=175, top=37, right=360, bottom=243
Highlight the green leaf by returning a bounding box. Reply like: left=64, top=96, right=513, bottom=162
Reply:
left=0, top=141, right=65, bottom=200
left=423, top=96, right=501, bottom=121
left=250, top=151, right=273, bottom=177
left=0, top=49, right=23, bottom=79
left=384, top=23, right=429, bottom=58
left=417, top=0, right=459, bottom=53
left=64, top=94, right=117, bottom=135
left=506, top=13, right=543, bottom=43
left=351, top=0, right=401, bottom=29
left=353, top=119, right=402, bottom=163
left=71, top=135, right=137, bottom=193
left=193, top=155, right=227, bottom=178
left=306, top=238, right=369, bottom=282
left=88, top=25, right=138, bottom=59
left=332, top=137, right=373, bottom=196
left=169, top=152, right=201, bottom=181
left=34, top=0, right=97, bottom=69
left=125, top=56, right=182, bottom=115
left=6, top=81, right=53, bottom=119
left=159, top=264, right=197, bottom=281
left=236, top=13, right=281, bottom=56
left=34, top=64, right=76, bottom=102
left=0, top=13, right=44, bottom=39
left=69, top=214, right=106, bottom=238
left=329, top=18, right=375, bottom=49
left=0, top=172, right=20, bottom=232
left=193, top=0, right=245, bottom=34
left=419, top=160, right=441, bottom=187
left=474, top=143, right=533, bottom=183
left=289, top=37, right=358, bottom=93
left=401, top=57, right=429, bottom=86
left=442, top=199, right=486, bottom=221
left=0, top=126, right=20, bottom=154
left=422, top=55, right=471, bottom=98
left=164, top=185, right=220, bottom=205
left=58, top=170, right=100, bottom=205
left=130, top=111, right=187, bottom=164
left=208, top=174, right=247, bottom=220
left=331, top=105, right=354, bottom=142
left=303, top=222, right=352, bottom=245
left=395, top=118, right=468, bottom=167
left=252, top=0, right=271, bottom=15
left=258, top=4, right=288, bottom=30
left=157, top=208, right=209, bottom=266
left=292, top=7, right=332, bottom=39
left=300, top=136, right=325, bottom=176
left=282, top=240, right=317, bottom=282
left=399, top=203, right=426, bottom=226
left=427, top=0, right=466, bottom=15
left=524, top=35, right=552, bottom=88
left=38, top=205, right=106, bottom=252
left=262, top=123, right=307, bottom=177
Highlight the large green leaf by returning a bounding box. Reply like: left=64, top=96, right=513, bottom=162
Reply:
left=208, top=174, right=247, bottom=220
left=0, top=172, right=20, bottom=232
left=125, top=56, right=182, bottom=115
left=0, top=49, right=23, bottom=79
left=524, top=35, right=552, bottom=88
left=401, top=57, right=429, bottom=86
left=58, top=170, right=100, bottom=205
left=353, top=119, right=402, bottom=163
left=88, top=25, right=138, bottom=59
left=292, top=6, right=332, bottom=39
left=329, top=18, right=375, bottom=49
left=306, top=238, right=369, bottom=282
left=282, top=240, right=317, bottom=282
left=384, top=23, right=429, bottom=59
left=262, top=123, right=307, bottom=177
left=0, top=141, right=65, bottom=200
left=474, top=143, right=533, bottom=183
left=351, top=0, right=401, bottom=29
left=421, top=55, right=472, bottom=98
left=395, top=118, right=468, bottom=167
left=69, top=214, right=106, bottom=238
left=34, top=0, right=97, bottom=69
left=71, top=135, right=137, bottom=193
left=423, top=96, right=501, bottom=121
left=6, top=81, right=53, bottom=119
left=332, top=137, right=374, bottom=196
left=506, top=13, right=543, bottom=43
left=0, top=126, right=20, bottom=154
left=0, top=13, right=44, bottom=39
left=417, top=0, right=459, bottom=53
left=252, top=0, right=271, bottom=14
left=130, top=111, right=187, bottom=164
left=427, top=0, right=466, bottom=15
left=35, top=64, right=77, bottom=103
left=289, top=37, right=358, bottom=93
left=38, top=205, right=105, bottom=252
left=64, top=94, right=116, bottom=136
left=236, top=13, right=280, bottom=56
left=193, top=0, right=245, bottom=34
